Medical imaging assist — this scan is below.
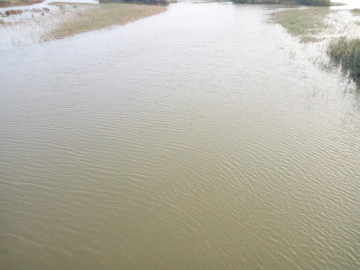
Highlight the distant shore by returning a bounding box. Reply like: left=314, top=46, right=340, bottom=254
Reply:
left=0, top=0, right=44, bottom=8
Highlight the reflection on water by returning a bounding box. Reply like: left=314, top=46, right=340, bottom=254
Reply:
left=331, top=0, right=360, bottom=10
left=1, top=2, right=360, bottom=270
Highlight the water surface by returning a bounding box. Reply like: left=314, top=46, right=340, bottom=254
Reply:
left=1, top=2, right=360, bottom=270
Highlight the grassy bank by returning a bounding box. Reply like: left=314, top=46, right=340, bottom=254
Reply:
left=48, top=3, right=165, bottom=40
left=0, top=0, right=42, bottom=7
left=272, top=7, right=330, bottom=42
left=328, top=38, right=360, bottom=84
left=233, top=0, right=330, bottom=6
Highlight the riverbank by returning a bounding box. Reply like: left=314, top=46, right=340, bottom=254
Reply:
left=48, top=2, right=166, bottom=40
left=0, top=0, right=43, bottom=8
left=0, top=2, right=166, bottom=43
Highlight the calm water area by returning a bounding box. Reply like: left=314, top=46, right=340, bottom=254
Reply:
left=1, top=2, right=360, bottom=269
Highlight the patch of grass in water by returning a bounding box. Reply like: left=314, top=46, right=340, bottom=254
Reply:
left=300, top=35, right=324, bottom=43
left=352, top=9, right=360, bottom=16
left=272, top=7, right=330, bottom=42
left=328, top=37, right=360, bottom=84
left=47, top=3, right=165, bottom=40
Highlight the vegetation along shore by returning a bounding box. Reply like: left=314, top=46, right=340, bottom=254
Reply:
left=328, top=38, right=360, bottom=85
left=48, top=2, right=166, bottom=40
left=270, top=3, right=360, bottom=86
left=0, top=0, right=43, bottom=8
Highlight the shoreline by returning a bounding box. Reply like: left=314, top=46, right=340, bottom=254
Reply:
left=0, top=0, right=44, bottom=8
left=47, top=2, right=166, bottom=40
left=0, top=2, right=167, bottom=42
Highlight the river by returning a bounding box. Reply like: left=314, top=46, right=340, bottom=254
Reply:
left=1, top=2, right=360, bottom=270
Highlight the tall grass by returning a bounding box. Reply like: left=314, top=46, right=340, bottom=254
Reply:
left=328, top=38, right=360, bottom=84
left=233, top=0, right=330, bottom=6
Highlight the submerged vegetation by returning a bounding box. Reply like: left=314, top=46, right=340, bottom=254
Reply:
left=328, top=38, right=360, bottom=84
left=233, top=0, right=330, bottom=6
left=48, top=3, right=165, bottom=40
left=272, top=7, right=330, bottom=42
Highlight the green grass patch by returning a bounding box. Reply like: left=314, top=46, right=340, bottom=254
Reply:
left=328, top=37, right=360, bottom=84
left=352, top=9, right=360, bottom=16
left=48, top=3, right=165, bottom=40
left=272, top=7, right=330, bottom=41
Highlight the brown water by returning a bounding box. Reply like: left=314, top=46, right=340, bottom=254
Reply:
left=1, top=3, right=360, bottom=270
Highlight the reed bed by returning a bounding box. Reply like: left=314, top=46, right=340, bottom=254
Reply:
left=328, top=37, right=360, bottom=84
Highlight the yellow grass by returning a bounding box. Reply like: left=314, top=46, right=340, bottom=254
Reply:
left=48, top=3, right=165, bottom=40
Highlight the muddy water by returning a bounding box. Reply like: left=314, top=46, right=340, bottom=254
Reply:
left=1, top=2, right=360, bottom=270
